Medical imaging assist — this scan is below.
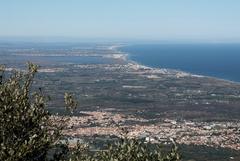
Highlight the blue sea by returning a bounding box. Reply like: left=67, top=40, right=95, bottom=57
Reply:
left=120, top=44, right=240, bottom=82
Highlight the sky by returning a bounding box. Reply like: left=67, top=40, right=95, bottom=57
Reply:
left=0, top=0, right=240, bottom=42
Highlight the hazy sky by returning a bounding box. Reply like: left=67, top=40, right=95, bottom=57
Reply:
left=1, top=0, right=240, bottom=42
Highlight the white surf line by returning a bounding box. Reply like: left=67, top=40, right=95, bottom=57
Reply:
left=111, top=44, right=203, bottom=78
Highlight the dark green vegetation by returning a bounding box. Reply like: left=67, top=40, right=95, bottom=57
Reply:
left=0, top=63, right=57, bottom=161
left=0, top=63, right=180, bottom=161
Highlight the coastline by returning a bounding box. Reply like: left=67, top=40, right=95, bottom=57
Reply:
left=111, top=44, right=240, bottom=85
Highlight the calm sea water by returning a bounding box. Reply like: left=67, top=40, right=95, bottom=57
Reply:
left=120, top=44, right=240, bottom=82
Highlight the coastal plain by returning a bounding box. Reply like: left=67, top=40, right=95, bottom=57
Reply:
left=1, top=43, right=240, bottom=160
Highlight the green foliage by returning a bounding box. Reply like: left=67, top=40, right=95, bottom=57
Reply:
left=0, top=63, right=59, bottom=161
left=64, top=93, right=77, bottom=114
left=0, top=63, right=181, bottom=161
left=66, top=138, right=180, bottom=161
left=95, top=138, right=180, bottom=161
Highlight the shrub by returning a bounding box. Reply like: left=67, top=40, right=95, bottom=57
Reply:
left=95, top=138, right=180, bottom=161
left=0, top=63, right=59, bottom=161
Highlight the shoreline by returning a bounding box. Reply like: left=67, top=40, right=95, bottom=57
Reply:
left=112, top=44, right=240, bottom=85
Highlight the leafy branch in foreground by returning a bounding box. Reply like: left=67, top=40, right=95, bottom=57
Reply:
left=0, top=63, right=181, bottom=161
left=95, top=138, right=180, bottom=161
left=0, top=63, right=59, bottom=161
left=64, top=92, right=77, bottom=114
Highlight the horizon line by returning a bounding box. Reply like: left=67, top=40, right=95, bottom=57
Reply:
left=0, top=36, right=240, bottom=44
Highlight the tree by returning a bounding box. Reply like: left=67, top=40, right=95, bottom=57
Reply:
left=0, top=63, right=58, bottom=161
